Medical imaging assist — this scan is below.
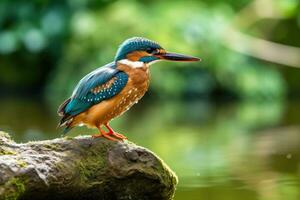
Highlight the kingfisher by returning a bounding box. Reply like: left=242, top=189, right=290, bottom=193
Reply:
left=57, top=37, right=200, bottom=141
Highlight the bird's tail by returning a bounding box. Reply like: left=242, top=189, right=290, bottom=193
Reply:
left=57, top=98, right=71, bottom=116
left=57, top=115, right=74, bottom=136
left=57, top=97, right=74, bottom=136
left=57, top=121, right=74, bottom=137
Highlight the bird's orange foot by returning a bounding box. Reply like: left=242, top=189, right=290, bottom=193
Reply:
left=92, top=129, right=119, bottom=141
left=109, top=131, right=127, bottom=140
left=105, top=123, right=127, bottom=140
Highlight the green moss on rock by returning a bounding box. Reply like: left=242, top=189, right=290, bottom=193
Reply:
left=78, top=151, right=107, bottom=186
left=16, top=160, right=28, bottom=168
left=0, top=149, right=17, bottom=156
left=0, top=135, right=177, bottom=200
left=3, top=178, right=25, bottom=200
left=43, top=143, right=63, bottom=151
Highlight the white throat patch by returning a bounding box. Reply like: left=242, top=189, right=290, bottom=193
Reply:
left=118, top=59, right=145, bottom=68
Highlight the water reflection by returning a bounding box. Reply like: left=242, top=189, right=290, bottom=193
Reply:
left=0, top=97, right=299, bottom=200
left=0, top=97, right=57, bottom=141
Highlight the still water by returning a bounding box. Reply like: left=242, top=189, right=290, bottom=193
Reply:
left=0, top=97, right=299, bottom=200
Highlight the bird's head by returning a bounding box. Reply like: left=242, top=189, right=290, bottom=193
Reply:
left=115, top=37, right=200, bottom=66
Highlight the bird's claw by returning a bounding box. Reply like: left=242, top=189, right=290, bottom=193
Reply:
left=110, top=132, right=127, bottom=140
left=92, top=129, right=127, bottom=141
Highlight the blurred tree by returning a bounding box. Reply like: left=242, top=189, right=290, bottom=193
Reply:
left=0, top=0, right=113, bottom=94
left=47, top=0, right=292, bottom=105
left=0, top=0, right=299, bottom=101
left=0, top=0, right=70, bottom=93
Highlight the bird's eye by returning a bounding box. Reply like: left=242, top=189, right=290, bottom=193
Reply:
left=146, top=48, right=153, bottom=54
left=146, top=48, right=158, bottom=54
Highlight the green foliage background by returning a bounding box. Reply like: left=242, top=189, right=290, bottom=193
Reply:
left=0, top=0, right=299, bottom=103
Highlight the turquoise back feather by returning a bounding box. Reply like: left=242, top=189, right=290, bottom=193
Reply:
left=61, top=62, right=128, bottom=119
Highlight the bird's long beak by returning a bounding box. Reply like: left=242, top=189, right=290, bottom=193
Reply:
left=158, top=52, right=201, bottom=62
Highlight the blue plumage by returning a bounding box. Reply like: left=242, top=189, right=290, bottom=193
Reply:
left=72, top=62, right=117, bottom=98
left=59, top=62, right=128, bottom=121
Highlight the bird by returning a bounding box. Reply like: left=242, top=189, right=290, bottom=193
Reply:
left=57, top=37, right=200, bottom=141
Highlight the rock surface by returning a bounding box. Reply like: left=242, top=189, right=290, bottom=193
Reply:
left=0, top=132, right=178, bottom=200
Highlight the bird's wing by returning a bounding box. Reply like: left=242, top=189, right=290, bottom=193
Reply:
left=59, top=62, right=128, bottom=118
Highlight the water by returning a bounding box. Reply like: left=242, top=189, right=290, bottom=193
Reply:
left=0, top=97, right=299, bottom=200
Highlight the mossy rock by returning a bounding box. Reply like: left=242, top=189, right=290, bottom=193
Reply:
left=0, top=133, right=177, bottom=200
